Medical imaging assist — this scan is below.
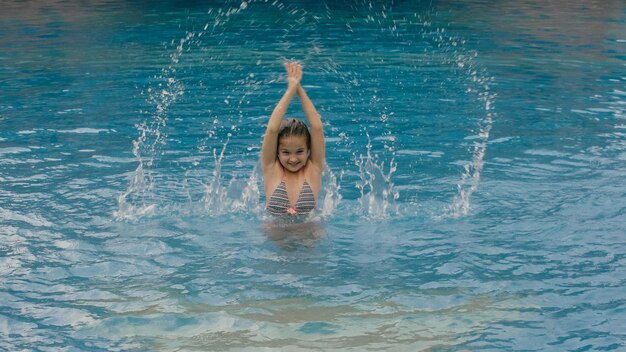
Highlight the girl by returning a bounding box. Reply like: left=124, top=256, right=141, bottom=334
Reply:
left=261, top=62, right=325, bottom=216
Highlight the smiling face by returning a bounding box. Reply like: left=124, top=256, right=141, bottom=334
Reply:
left=277, top=135, right=309, bottom=173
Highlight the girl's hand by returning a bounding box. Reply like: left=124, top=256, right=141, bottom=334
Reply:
left=285, top=61, right=302, bottom=89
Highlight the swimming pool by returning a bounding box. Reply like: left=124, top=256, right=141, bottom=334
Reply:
left=1, top=0, right=625, bottom=350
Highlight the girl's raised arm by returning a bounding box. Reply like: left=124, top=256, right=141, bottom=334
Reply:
left=297, top=85, right=325, bottom=170
left=261, top=63, right=302, bottom=171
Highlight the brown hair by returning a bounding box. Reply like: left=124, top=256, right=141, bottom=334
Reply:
left=278, top=118, right=311, bottom=149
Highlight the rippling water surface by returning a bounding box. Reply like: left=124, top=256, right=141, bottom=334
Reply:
left=1, top=0, right=626, bottom=350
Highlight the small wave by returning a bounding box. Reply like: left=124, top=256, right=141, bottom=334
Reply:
left=54, top=128, right=111, bottom=134
left=92, top=155, right=137, bottom=163
left=0, top=207, right=55, bottom=227
left=0, top=147, right=31, bottom=155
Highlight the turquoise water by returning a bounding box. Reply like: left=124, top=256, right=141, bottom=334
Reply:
left=1, top=0, right=625, bottom=350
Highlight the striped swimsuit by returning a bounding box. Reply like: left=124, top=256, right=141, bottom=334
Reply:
left=267, top=178, right=316, bottom=216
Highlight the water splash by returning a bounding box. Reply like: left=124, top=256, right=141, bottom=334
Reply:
left=354, top=136, right=399, bottom=220
left=114, top=33, right=191, bottom=220
left=202, top=139, right=229, bottom=215
left=446, top=68, right=496, bottom=218
left=202, top=139, right=261, bottom=217
left=112, top=0, right=495, bottom=222
left=320, top=164, right=342, bottom=217
left=116, top=1, right=287, bottom=221
left=420, top=23, right=496, bottom=219
left=114, top=139, right=155, bottom=220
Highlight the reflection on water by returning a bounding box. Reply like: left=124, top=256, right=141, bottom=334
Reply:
left=263, top=218, right=327, bottom=250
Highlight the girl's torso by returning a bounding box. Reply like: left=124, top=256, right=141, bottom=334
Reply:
left=264, top=162, right=322, bottom=215
left=266, top=178, right=316, bottom=215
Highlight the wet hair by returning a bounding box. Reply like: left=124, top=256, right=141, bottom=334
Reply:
left=278, top=118, right=311, bottom=150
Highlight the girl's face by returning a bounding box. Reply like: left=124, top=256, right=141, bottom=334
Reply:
left=277, top=135, right=309, bottom=173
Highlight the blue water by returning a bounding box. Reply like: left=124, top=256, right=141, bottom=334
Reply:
left=1, top=0, right=625, bottom=350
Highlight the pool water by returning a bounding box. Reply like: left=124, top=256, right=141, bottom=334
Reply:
left=1, top=0, right=625, bottom=350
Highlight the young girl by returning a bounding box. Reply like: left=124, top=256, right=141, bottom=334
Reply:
left=261, top=62, right=325, bottom=216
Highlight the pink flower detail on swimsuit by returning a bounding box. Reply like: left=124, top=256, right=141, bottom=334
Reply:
left=287, top=207, right=297, bottom=215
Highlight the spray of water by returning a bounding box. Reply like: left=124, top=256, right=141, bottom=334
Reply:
left=354, top=135, right=399, bottom=220
left=447, top=108, right=494, bottom=217
left=422, top=25, right=496, bottom=219
left=200, top=138, right=261, bottom=216
left=445, top=63, right=496, bottom=218
left=116, top=1, right=294, bottom=220
left=320, top=164, right=342, bottom=217
left=113, top=0, right=494, bottom=222
left=114, top=34, right=190, bottom=220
